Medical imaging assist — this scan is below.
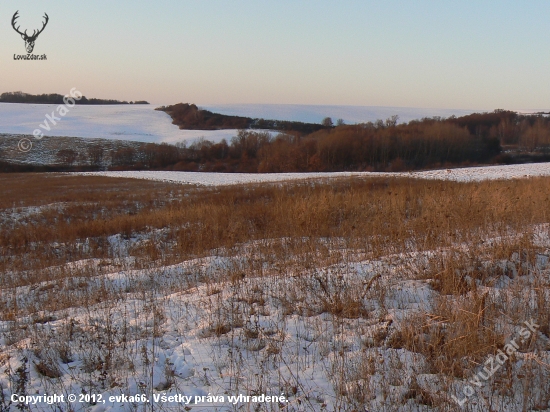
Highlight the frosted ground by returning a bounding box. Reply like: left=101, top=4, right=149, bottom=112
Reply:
left=1, top=226, right=549, bottom=411
left=1, top=134, right=549, bottom=412
left=77, top=162, right=550, bottom=186
left=0, top=103, right=480, bottom=146
left=1, top=171, right=550, bottom=411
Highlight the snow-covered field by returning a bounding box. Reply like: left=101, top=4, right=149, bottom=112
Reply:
left=0, top=103, right=481, bottom=146
left=0, top=103, right=239, bottom=144
left=75, top=162, right=550, bottom=186
left=2, top=232, right=549, bottom=411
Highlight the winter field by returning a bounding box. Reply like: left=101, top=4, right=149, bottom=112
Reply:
left=1, top=170, right=550, bottom=412
left=0, top=103, right=479, bottom=146
left=0, top=103, right=239, bottom=144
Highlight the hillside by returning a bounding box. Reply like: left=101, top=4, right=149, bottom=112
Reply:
left=0, top=135, right=182, bottom=172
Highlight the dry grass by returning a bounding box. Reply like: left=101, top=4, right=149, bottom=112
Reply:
left=2, top=173, right=550, bottom=273
left=1, top=172, right=550, bottom=411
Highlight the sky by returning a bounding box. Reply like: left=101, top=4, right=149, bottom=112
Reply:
left=0, top=1, right=550, bottom=110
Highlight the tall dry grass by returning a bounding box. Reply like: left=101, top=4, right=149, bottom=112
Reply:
left=1, top=173, right=550, bottom=411
left=1, top=173, right=550, bottom=283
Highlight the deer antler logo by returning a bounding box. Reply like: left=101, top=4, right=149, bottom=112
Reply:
left=11, top=11, right=49, bottom=54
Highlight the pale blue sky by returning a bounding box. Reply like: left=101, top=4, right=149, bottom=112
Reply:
left=1, top=1, right=549, bottom=109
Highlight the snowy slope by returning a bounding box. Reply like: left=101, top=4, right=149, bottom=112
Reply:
left=0, top=103, right=482, bottom=146
left=0, top=103, right=239, bottom=144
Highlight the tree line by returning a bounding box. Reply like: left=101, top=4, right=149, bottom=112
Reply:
left=160, top=110, right=550, bottom=172
left=157, top=103, right=328, bottom=134
left=0, top=91, right=149, bottom=105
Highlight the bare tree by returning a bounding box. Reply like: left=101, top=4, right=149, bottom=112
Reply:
left=87, top=145, right=104, bottom=168
left=385, top=115, right=399, bottom=128
left=322, top=117, right=333, bottom=127
left=56, top=149, right=77, bottom=165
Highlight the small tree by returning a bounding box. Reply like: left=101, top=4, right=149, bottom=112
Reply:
left=322, top=117, right=333, bottom=127
left=385, top=115, right=399, bottom=128
left=112, top=147, right=136, bottom=166
left=56, top=149, right=77, bottom=165
left=87, top=145, right=104, bottom=168
left=336, top=118, right=345, bottom=126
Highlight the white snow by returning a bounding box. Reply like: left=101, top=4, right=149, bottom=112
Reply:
left=2, top=234, right=549, bottom=411
left=0, top=103, right=239, bottom=144
left=74, top=162, right=550, bottom=186
left=0, top=103, right=481, bottom=146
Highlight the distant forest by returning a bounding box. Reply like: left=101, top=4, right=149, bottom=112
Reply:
left=157, top=103, right=328, bottom=134
left=0, top=91, right=149, bottom=105
left=5, top=109, right=550, bottom=173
